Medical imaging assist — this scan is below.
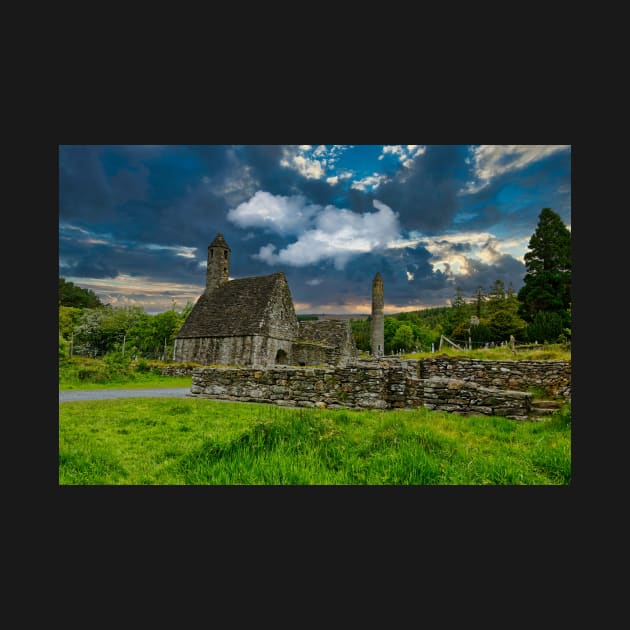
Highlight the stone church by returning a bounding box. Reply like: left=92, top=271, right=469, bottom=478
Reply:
left=173, top=233, right=358, bottom=367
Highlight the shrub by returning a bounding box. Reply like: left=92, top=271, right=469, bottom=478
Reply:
left=135, top=358, right=150, bottom=373
left=102, top=351, right=133, bottom=379
left=77, top=366, right=109, bottom=382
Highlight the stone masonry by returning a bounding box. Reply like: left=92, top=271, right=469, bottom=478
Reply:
left=186, top=356, right=570, bottom=420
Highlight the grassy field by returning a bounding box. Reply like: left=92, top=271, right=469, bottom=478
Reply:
left=59, top=397, right=571, bottom=485
left=58, top=350, right=571, bottom=485
left=401, top=343, right=571, bottom=362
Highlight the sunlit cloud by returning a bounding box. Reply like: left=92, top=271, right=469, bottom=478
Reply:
left=63, top=274, right=204, bottom=314
left=350, top=172, right=390, bottom=191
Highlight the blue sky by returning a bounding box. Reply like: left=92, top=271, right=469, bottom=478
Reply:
left=58, top=145, right=571, bottom=315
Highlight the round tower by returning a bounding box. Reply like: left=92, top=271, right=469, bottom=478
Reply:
left=371, top=272, right=384, bottom=358
left=206, top=233, right=231, bottom=292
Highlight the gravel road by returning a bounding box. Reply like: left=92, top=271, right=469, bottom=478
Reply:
left=59, top=387, right=191, bottom=403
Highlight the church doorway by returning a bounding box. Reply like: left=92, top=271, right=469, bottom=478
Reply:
left=275, top=349, right=288, bottom=364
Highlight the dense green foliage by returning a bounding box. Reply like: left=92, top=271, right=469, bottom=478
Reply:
left=59, top=278, right=103, bottom=308
left=59, top=296, right=193, bottom=360
left=59, top=397, right=571, bottom=485
left=59, top=355, right=194, bottom=389
left=517, top=208, right=571, bottom=326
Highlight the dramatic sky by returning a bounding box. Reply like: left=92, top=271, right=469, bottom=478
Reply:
left=58, top=145, right=571, bottom=315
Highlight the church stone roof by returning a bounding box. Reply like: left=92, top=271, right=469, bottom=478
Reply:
left=176, top=272, right=289, bottom=338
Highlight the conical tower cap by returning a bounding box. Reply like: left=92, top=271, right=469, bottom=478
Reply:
left=209, top=233, right=231, bottom=250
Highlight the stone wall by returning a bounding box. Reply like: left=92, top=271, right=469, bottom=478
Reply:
left=422, top=378, right=531, bottom=419
left=156, top=365, right=198, bottom=376
left=419, top=356, right=571, bottom=398
left=291, top=341, right=334, bottom=367
left=296, top=320, right=358, bottom=366
left=190, top=363, right=396, bottom=410
left=189, top=360, right=540, bottom=420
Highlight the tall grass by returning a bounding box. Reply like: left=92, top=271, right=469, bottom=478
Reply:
left=59, top=398, right=571, bottom=485
left=59, top=356, right=192, bottom=390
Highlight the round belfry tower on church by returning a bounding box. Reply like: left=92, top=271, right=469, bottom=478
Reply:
left=371, top=272, right=384, bottom=358
left=206, top=233, right=231, bottom=292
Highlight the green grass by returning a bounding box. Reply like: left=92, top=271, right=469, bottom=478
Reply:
left=59, top=356, right=192, bottom=390
left=59, top=398, right=571, bottom=485
left=401, top=343, right=570, bottom=361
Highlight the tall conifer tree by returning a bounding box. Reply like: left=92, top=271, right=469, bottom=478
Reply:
left=517, top=208, right=571, bottom=325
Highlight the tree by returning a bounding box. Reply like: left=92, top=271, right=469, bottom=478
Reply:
left=350, top=318, right=371, bottom=352
left=59, top=277, right=103, bottom=308
left=517, top=208, right=571, bottom=326
left=390, top=324, right=415, bottom=353
left=488, top=310, right=527, bottom=341
left=525, top=311, right=565, bottom=344
left=59, top=306, right=84, bottom=339
left=472, top=286, right=486, bottom=318
left=446, top=286, right=470, bottom=336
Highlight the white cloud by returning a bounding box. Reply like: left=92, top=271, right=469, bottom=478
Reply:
left=326, top=176, right=339, bottom=186
left=281, top=153, right=325, bottom=179
left=145, top=244, right=197, bottom=258
left=379, top=145, right=425, bottom=164
left=306, top=278, right=323, bottom=286
left=227, top=190, right=318, bottom=235
left=462, top=145, right=570, bottom=194
left=381, top=145, right=406, bottom=158
left=254, top=198, right=401, bottom=270
left=280, top=146, right=327, bottom=180
left=351, top=172, right=390, bottom=191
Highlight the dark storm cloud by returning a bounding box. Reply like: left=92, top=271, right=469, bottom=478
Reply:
left=281, top=244, right=453, bottom=312
left=451, top=254, right=526, bottom=297
left=376, top=145, right=469, bottom=233
left=344, top=188, right=377, bottom=214
left=59, top=231, right=206, bottom=285
left=59, top=144, right=566, bottom=314
left=59, top=146, right=118, bottom=221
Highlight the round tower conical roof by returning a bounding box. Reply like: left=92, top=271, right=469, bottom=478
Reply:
left=209, top=233, right=231, bottom=250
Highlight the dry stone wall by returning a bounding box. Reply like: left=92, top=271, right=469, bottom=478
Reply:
left=190, top=363, right=407, bottom=410
left=419, top=356, right=571, bottom=398
left=187, top=357, right=566, bottom=420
